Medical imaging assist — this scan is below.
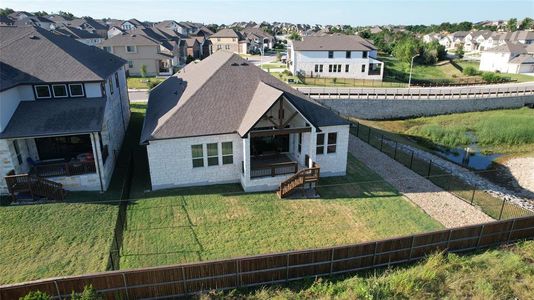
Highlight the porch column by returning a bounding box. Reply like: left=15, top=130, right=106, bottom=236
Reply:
left=90, top=133, right=104, bottom=193
left=242, top=134, right=251, bottom=180
left=308, top=127, right=317, bottom=167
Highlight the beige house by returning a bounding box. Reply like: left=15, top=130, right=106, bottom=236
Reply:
left=99, top=33, right=174, bottom=76
left=209, top=28, right=248, bottom=54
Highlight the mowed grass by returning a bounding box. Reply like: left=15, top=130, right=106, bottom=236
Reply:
left=456, top=60, right=534, bottom=83
left=120, top=155, right=442, bottom=269
left=382, top=56, right=464, bottom=81
left=217, top=241, right=534, bottom=299
left=363, top=108, right=534, bottom=154
left=0, top=203, right=118, bottom=284
left=126, top=77, right=165, bottom=89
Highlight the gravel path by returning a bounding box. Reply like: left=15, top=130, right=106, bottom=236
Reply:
left=504, top=157, right=534, bottom=195
left=386, top=141, right=534, bottom=212
left=349, top=136, right=494, bottom=228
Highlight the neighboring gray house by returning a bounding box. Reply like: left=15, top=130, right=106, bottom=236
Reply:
left=241, top=27, right=275, bottom=50
left=289, top=34, right=384, bottom=80
left=0, top=26, right=131, bottom=197
left=141, top=51, right=349, bottom=196
left=67, top=17, right=108, bottom=38
left=53, top=25, right=104, bottom=46
left=480, top=42, right=534, bottom=74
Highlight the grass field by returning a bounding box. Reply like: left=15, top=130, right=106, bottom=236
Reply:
left=126, top=77, right=165, bottom=89
left=218, top=240, right=534, bottom=299
left=361, top=108, right=534, bottom=155
left=456, top=60, right=534, bottom=83
left=0, top=203, right=118, bottom=284
left=382, top=56, right=464, bottom=82
left=120, top=155, right=443, bottom=269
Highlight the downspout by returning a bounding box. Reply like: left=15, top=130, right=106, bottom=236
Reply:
left=92, top=132, right=104, bottom=193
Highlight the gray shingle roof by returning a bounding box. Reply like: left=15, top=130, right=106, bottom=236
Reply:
left=486, top=42, right=526, bottom=54
left=0, top=26, right=126, bottom=91
left=68, top=17, right=107, bottom=30
left=54, top=26, right=102, bottom=39
left=0, top=98, right=106, bottom=138
left=140, top=51, right=348, bottom=143
left=210, top=28, right=243, bottom=39
left=99, top=32, right=161, bottom=46
left=292, top=34, right=376, bottom=51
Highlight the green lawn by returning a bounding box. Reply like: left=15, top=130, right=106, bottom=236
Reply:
left=260, top=62, right=286, bottom=69
left=361, top=108, right=534, bottom=155
left=120, top=155, right=443, bottom=269
left=382, top=56, right=464, bottom=82
left=0, top=203, right=118, bottom=284
left=455, top=60, right=534, bottom=83
left=221, top=240, right=534, bottom=299
left=126, top=77, right=165, bottom=89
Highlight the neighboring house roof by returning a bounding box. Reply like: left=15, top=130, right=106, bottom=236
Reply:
left=68, top=17, right=108, bottom=31
left=184, top=38, right=199, bottom=47
left=13, top=16, right=53, bottom=27
left=0, top=98, right=106, bottom=139
left=241, top=27, right=273, bottom=40
left=0, top=26, right=126, bottom=91
left=0, top=15, right=14, bottom=25
left=99, top=32, right=161, bottom=46
left=54, top=26, right=102, bottom=39
left=509, top=54, right=534, bottom=64
left=140, top=51, right=348, bottom=143
left=46, top=14, right=72, bottom=24
left=485, top=42, right=526, bottom=54
left=210, top=28, right=244, bottom=39
left=194, top=26, right=214, bottom=36
left=525, top=43, right=534, bottom=54
left=450, top=31, right=469, bottom=39
left=292, top=34, right=377, bottom=51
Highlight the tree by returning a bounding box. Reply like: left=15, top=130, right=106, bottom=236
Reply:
left=58, top=10, right=75, bottom=20
left=33, top=11, right=48, bottom=16
left=287, top=32, right=301, bottom=41
left=507, top=18, right=517, bottom=31
left=392, top=37, right=421, bottom=63
left=140, top=65, right=147, bottom=78
left=422, top=40, right=447, bottom=64
left=20, top=291, right=51, bottom=300
left=455, top=43, right=464, bottom=59
left=0, top=7, right=14, bottom=16
left=519, top=17, right=533, bottom=30
left=71, top=285, right=102, bottom=300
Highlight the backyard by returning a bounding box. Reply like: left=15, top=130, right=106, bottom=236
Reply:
left=126, top=77, right=165, bottom=89
left=120, top=154, right=443, bottom=269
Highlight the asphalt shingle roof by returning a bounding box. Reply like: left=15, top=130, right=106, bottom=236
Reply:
left=292, top=34, right=377, bottom=51
left=0, top=98, right=106, bottom=138
left=140, top=51, right=348, bottom=144
left=0, top=26, right=126, bottom=91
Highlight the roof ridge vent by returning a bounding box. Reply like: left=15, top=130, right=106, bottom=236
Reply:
left=29, top=35, right=38, bottom=39
left=240, top=62, right=249, bottom=66
left=231, top=62, right=239, bottom=66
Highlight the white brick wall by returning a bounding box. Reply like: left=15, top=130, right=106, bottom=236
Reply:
left=315, top=125, right=349, bottom=176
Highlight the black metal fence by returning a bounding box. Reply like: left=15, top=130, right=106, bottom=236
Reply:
left=350, top=122, right=533, bottom=220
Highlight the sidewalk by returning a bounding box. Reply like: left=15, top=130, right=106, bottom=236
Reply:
left=348, top=135, right=493, bottom=228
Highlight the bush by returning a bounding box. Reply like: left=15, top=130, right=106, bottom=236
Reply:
left=71, top=285, right=103, bottom=300
left=481, top=72, right=504, bottom=83
left=147, top=80, right=160, bottom=89
left=139, top=65, right=147, bottom=78
left=281, top=70, right=293, bottom=76
left=20, top=291, right=51, bottom=300
left=463, top=66, right=480, bottom=76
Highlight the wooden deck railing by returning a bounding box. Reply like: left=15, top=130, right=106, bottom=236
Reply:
left=31, top=160, right=96, bottom=177
left=250, top=161, right=298, bottom=178
left=278, top=162, right=320, bottom=198
left=4, top=170, right=64, bottom=201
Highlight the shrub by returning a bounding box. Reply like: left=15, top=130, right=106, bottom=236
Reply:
left=147, top=80, right=160, bottom=89
left=281, top=70, right=293, bottom=76
left=20, top=291, right=51, bottom=300
left=481, top=72, right=504, bottom=83
left=71, top=285, right=103, bottom=300
left=139, top=64, right=147, bottom=78
left=463, top=66, right=480, bottom=76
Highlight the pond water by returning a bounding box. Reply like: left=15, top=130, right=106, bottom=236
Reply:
left=416, top=131, right=502, bottom=171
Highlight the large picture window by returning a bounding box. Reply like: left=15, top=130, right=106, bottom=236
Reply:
left=191, top=144, right=204, bottom=168
left=34, top=85, right=51, bottom=99
left=207, top=143, right=219, bottom=166
left=222, top=142, right=233, bottom=165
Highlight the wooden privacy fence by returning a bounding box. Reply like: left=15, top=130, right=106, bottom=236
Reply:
left=1, top=216, right=534, bottom=300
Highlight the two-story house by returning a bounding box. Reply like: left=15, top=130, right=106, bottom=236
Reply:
left=53, top=25, right=104, bottom=46
left=480, top=42, right=534, bottom=74
left=67, top=17, right=108, bottom=38
left=0, top=26, right=130, bottom=197
left=288, top=35, right=384, bottom=80
left=241, top=27, right=275, bottom=51
left=209, top=28, right=249, bottom=54
left=98, top=32, right=175, bottom=76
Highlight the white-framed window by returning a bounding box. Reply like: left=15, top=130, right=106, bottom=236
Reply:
left=207, top=143, right=219, bottom=166
left=316, top=133, right=325, bottom=155
left=222, top=142, right=233, bottom=165
left=316, top=132, right=337, bottom=155
left=52, top=84, right=68, bottom=98
left=34, top=85, right=51, bottom=99
left=346, top=51, right=351, bottom=58
left=128, top=60, right=133, bottom=68
left=225, top=45, right=230, bottom=50
left=328, top=51, right=334, bottom=58
left=327, top=132, right=337, bottom=153
left=68, top=83, right=84, bottom=97
left=191, top=144, right=204, bottom=168
left=362, top=51, right=368, bottom=58
left=125, top=45, right=137, bottom=53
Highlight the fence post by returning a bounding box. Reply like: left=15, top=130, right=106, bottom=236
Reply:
left=506, top=218, right=517, bottom=243
left=330, top=248, right=335, bottom=275
left=54, top=280, right=62, bottom=300
left=409, top=151, right=414, bottom=169
left=498, top=199, right=506, bottom=220
left=476, top=224, right=485, bottom=249
left=122, top=272, right=130, bottom=300
left=286, top=253, right=290, bottom=282
left=427, top=160, right=432, bottom=178
left=236, top=259, right=241, bottom=288
left=470, top=189, right=476, bottom=205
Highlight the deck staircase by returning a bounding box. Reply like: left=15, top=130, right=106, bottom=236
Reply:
left=277, top=162, right=320, bottom=198
left=4, top=170, right=65, bottom=201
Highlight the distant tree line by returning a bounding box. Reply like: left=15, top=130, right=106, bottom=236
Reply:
left=0, top=7, right=76, bottom=19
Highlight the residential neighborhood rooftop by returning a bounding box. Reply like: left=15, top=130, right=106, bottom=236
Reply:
left=292, top=34, right=377, bottom=51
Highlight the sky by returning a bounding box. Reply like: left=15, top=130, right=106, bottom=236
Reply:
left=3, top=0, right=533, bottom=26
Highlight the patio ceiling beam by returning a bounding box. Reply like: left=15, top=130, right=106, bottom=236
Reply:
left=280, top=111, right=299, bottom=129
left=249, top=127, right=311, bottom=137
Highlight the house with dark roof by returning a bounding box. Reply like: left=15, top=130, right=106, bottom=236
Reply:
left=480, top=42, right=534, bottom=74
left=241, top=27, right=275, bottom=51
left=67, top=17, right=108, bottom=38
left=13, top=16, right=54, bottom=30
left=209, top=28, right=249, bottom=54
left=98, top=29, right=180, bottom=76
left=0, top=26, right=131, bottom=197
left=141, top=51, right=349, bottom=195
left=289, top=34, right=384, bottom=80
left=53, top=25, right=104, bottom=46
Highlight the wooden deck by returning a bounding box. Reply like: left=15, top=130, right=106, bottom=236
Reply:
left=250, top=154, right=298, bottom=178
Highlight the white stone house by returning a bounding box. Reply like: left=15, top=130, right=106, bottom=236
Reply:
left=288, top=35, right=384, bottom=80
left=140, top=51, right=350, bottom=194
left=479, top=42, right=534, bottom=74
left=0, top=26, right=131, bottom=195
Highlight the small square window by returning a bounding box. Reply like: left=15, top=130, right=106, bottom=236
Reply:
left=103, top=46, right=112, bottom=53
left=69, top=84, right=84, bottom=97
left=34, top=85, right=51, bottom=99
left=126, top=45, right=136, bottom=53
left=328, top=51, right=334, bottom=58
left=52, top=84, right=68, bottom=98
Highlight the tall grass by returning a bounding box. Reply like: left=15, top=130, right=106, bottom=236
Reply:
left=406, top=124, right=470, bottom=147
left=475, top=115, right=534, bottom=145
